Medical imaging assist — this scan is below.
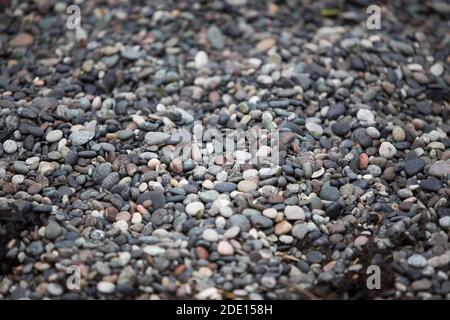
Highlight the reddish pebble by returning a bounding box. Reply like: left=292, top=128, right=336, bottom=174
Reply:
left=359, top=153, right=369, bottom=170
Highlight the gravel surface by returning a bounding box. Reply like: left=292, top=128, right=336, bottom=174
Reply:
left=0, top=0, right=449, bottom=300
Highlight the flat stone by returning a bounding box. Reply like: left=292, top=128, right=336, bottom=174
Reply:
left=429, top=160, right=450, bottom=177
left=404, top=158, right=426, bottom=176
left=144, top=132, right=171, bottom=146
left=237, top=180, right=257, bottom=192
left=292, top=223, right=308, bottom=239
left=97, top=281, right=115, bottom=294
left=420, top=177, right=442, bottom=192
left=3, top=140, right=17, bottom=154
left=70, top=130, right=95, bottom=146
left=11, top=33, right=34, bottom=47
left=284, top=206, right=305, bottom=220
left=46, top=130, right=63, bottom=143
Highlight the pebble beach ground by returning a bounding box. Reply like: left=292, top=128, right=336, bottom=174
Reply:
left=0, top=0, right=449, bottom=300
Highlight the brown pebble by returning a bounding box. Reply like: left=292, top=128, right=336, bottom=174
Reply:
left=358, top=153, right=369, bottom=170
left=11, top=33, right=34, bottom=47
left=196, top=246, right=209, bottom=260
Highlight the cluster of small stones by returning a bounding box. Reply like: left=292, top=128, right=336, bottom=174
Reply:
left=0, top=0, right=449, bottom=300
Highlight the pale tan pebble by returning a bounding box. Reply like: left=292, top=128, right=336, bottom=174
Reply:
left=115, top=212, right=131, bottom=222
left=274, top=220, right=292, bottom=235
left=131, top=213, right=142, bottom=224
left=217, top=241, right=234, bottom=255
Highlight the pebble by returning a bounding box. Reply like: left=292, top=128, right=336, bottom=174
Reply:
left=379, top=142, right=397, bottom=159
left=392, top=127, right=405, bottom=142
left=305, top=122, right=323, bottom=137
left=320, top=185, right=340, bottom=201
left=45, top=130, right=63, bottom=143
left=237, top=180, right=257, bottom=192
left=144, top=132, right=171, bottom=145
left=97, top=281, right=116, bottom=294
left=439, top=216, right=450, bottom=230
left=185, top=202, right=205, bottom=216
left=3, top=140, right=17, bottom=154
left=408, top=254, right=428, bottom=268
left=275, top=220, right=292, bottom=235
left=404, top=158, right=426, bottom=176
left=357, top=109, right=375, bottom=125
left=428, top=161, right=450, bottom=177
left=44, top=222, right=64, bottom=240
left=284, top=206, right=305, bottom=220
left=217, top=241, right=234, bottom=255
left=202, top=229, right=219, bottom=242
left=292, top=223, right=308, bottom=239
left=70, top=130, right=95, bottom=146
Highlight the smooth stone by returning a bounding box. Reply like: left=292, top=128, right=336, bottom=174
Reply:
left=379, top=142, right=397, bottom=159
left=331, top=120, right=351, bottom=136
left=3, top=140, right=17, bottom=154
left=214, top=182, right=237, bottom=193
left=292, top=223, right=308, bottom=239
left=250, top=214, right=273, bottom=229
left=202, top=229, right=219, bottom=242
left=320, top=185, right=340, bottom=201
left=284, top=206, right=305, bottom=220
left=101, top=172, right=120, bottom=191
left=305, top=122, right=323, bottom=137
left=93, top=163, right=112, bottom=184
left=429, top=161, right=450, bottom=177
left=274, top=220, right=292, bottom=235
left=47, top=283, right=63, bottom=296
left=13, top=161, right=29, bottom=174
left=227, top=214, right=251, bottom=232
left=439, top=216, right=450, bottom=229
left=430, top=63, right=443, bottom=77
left=217, top=241, right=234, bottom=255
left=46, top=130, right=63, bottom=143
left=420, top=177, right=442, bottom=192
left=357, top=109, right=375, bottom=125
left=69, top=130, right=95, bottom=146
left=263, top=208, right=278, bottom=219
left=207, top=25, right=225, bottom=50
left=199, top=190, right=220, bottom=202
left=392, top=127, right=405, bottom=142
left=237, top=180, right=257, bottom=193
left=45, top=222, right=64, bottom=240
left=325, top=202, right=343, bottom=219
left=97, top=281, right=115, bottom=294
left=404, top=158, right=426, bottom=176
left=186, top=202, right=205, bottom=216
left=136, top=191, right=166, bottom=209
left=144, top=132, right=171, bottom=146
left=408, top=254, right=428, bottom=268
left=195, top=51, right=209, bottom=69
